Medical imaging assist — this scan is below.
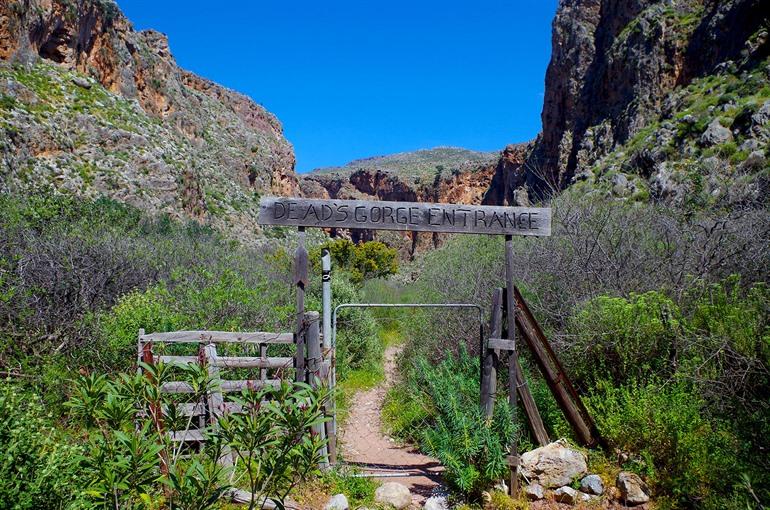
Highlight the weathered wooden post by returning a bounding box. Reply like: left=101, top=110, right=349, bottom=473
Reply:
left=294, top=227, right=308, bottom=383
left=481, top=288, right=503, bottom=418
left=504, top=235, right=519, bottom=497
left=305, top=311, right=330, bottom=468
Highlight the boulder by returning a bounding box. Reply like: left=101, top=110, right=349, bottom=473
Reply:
left=700, top=119, right=733, bottom=147
left=324, top=494, right=349, bottom=510
left=519, top=440, right=588, bottom=488
left=423, top=496, right=449, bottom=510
left=739, top=150, right=766, bottom=172
left=617, top=471, right=650, bottom=505
left=524, top=483, right=545, bottom=501
left=71, top=76, right=92, bottom=89
left=580, top=474, right=604, bottom=495
left=375, top=482, right=412, bottom=509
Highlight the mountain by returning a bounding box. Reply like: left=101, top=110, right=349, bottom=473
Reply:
left=0, top=0, right=297, bottom=242
left=300, top=147, right=501, bottom=256
left=495, top=0, right=770, bottom=205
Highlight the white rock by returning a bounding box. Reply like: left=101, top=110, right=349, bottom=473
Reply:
left=554, top=486, right=580, bottom=504
left=423, top=495, right=449, bottom=510
left=375, top=482, right=412, bottom=509
left=525, top=483, right=545, bottom=500
left=324, top=493, right=349, bottom=510
left=580, top=474, right=604, bottom=495
left=519, top=440, right=588, bottom=488
left=617, top=471, right=650, bottom=505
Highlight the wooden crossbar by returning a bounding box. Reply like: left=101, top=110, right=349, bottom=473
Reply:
left=157, top=355, right=293, bottom=369
left=161, top=379, right=281, bottom=394
left=140, top=331, right=293, bottom=344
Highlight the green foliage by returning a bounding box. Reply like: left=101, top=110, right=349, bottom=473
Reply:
left=567, top=291, right=683, bottom=385
left=586, top=379, right=738, bottom=508
left=0, top=382, right=82, bottom=510
left=314, top=469, right=379, bottom=507
left=313, top=238, right=398, bottom=283
left=68, top=366, right=327, bottom=509
left=395, top=349, right=517, bottom=499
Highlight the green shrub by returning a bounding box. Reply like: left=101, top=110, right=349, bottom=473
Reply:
left=0, top=382, right=82, bottom=509
left=567, top=291, right=683, bottom=386
left=400, top=349, right=517, bottom=499
left=586, top=378, right=739, bottom=508
left=313, top=238, right=398, bottom=283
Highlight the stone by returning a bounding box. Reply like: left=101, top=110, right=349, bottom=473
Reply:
left=739, top=150, right=766, bottom=172
left=611, top=173, right=630, bottom=196
left=374, top=482, right=412, bottom=509
left=71, top=76, right=92, bottom=89
left=524, top=483, right=545, bottom=501
left=740, top=138, right=760, bottom=152
left=700, top=119, right=733, bottom=147
left=751, top=100, right=770, bottom=129
left=616, top=471, right=650, bottom=505
left=423, top=496, right=449, bottom=510
left=519, top=440, right=588, bottom=488
left=580, top=474, right=604, bottom=495
left=554, top=486, right=580, bottom=504
left=324, top=494, right=349, bottom=510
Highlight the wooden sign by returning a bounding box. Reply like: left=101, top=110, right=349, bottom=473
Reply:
left=259, top=197, right=551, bottom=236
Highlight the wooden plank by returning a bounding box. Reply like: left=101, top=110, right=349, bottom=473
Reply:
left=259, top=197, right=552, bottom=236
left=514, top=358, right=550, bottom=447
left=157, top=355, right=292, bottom=369
left=140, top=331, right=293, bottom=344
left=481, top=288, right=503, bottom=418
left=488, top=338, right=516, bottom=351
left=161, top=379, right=281, bottom=394
left=168, top=429, right=206, bottom=442
left=295, top=227, right=307, bottom=383
left=514, top=287, right=601, bottom=447
left=504, top=237, right=519, bottom=497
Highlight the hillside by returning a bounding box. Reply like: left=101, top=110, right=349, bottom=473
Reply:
left=0, top=0, right=297, bottom=242
left=503, top=0, right=770, bottom=205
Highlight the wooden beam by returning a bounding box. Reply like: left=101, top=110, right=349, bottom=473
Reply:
left=514, top=287, right=602, bottom=447
left=305, top=312, right=329, bottom=469
left=259, top=197, right=552, bottom=236
left=140, top=331, right=293, bottom=344
left=295, top=227, right=308, bottom=383
left=481, top=288, right=503, bottom=418
left=504, top=236, right=520, bottom=497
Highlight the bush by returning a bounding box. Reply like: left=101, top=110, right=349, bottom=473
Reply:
left=313, top=238, right=398, bottom=283
left=391, top=349, right=517, bottom=499
left=586, top=379, right=739, bottom=508
left=566, top=291, right=684, bottom=387
left=0, top=382, right=82, bottom=509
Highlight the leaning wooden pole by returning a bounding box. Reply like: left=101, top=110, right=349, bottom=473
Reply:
left=294, top=227, right=308, bottom=383
left=504, top=235, right=519, bottom=497
left=481, top=288, right=503, bottom=418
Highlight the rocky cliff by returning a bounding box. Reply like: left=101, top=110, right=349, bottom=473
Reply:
left=489, top=0, right=770, bottom=205
left=0, top=0, right=297, bottom=241
left=300, top=147, right=498, bottom=256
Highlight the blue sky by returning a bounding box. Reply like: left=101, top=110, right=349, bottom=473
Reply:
left=116, top=1, right=558, bottom=172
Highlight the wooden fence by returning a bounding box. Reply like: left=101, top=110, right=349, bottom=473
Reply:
left=136, top=312, right=335, bottom=468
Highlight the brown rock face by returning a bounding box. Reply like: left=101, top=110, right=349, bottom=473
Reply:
left=518, top=0, right=769, bottom=195
left=0, top=0, right=297, bottom=240
left=300, top=148, right=497, bottom=257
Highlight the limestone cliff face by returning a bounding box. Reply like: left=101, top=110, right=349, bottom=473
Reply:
left=300, top=148, right=497, bottom=257
left=0, top=0, right=297, bottom=241
left=488, top=0, right=769, bottom=202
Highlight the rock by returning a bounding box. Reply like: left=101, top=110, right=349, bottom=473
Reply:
left=739, top=150, right=766, bottom=172
left=580, top=474, right=604, bottom=495
left=493, top=480, right=509, bottom=494
left=374, top=482, right=412, bottom=509
left=525, top=483, right=545, bottom=501
left=324, top=494, right=349, bottom=510
left=616, top=471, right=650, bottom=506
left=611, top=173, right=630, bottom=196
left=751, top=100, right=770, bottom=130
left=71, top=76, right=92, bottom=89
left=700, top=119, right=733, bottom=147
left=554, top=486, right=580, bottom=504
left=423, top=496, right=449, bottom=510
left=519, top=440, right=588, bottom=488
left=740, top=138, right=760, bottom=152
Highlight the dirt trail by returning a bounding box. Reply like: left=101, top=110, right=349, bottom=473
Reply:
left=340, top=344, right=443, bottom=502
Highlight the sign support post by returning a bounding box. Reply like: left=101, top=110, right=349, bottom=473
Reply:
left=504, top=235, right=520, bottom=497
